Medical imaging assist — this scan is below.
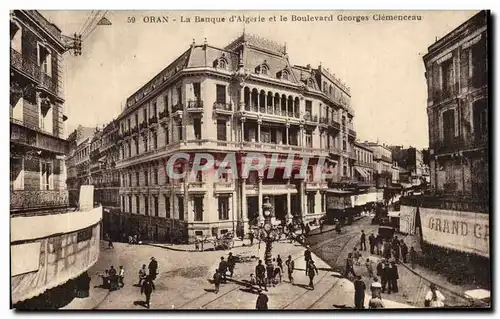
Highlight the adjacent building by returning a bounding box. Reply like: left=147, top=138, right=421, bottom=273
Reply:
left=401, top=10, right=489, bottom=286
left=352, top=142, right=375, bottom=185
left=10, top=10, right=102, bottom=308
left=114, top=34, right=357, bottom=243
left=390, top=146, right=428, bottom=187
left=360, top=141, right=394, bottom=188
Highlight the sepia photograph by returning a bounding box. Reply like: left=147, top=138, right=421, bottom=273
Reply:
left=9, top=9, right=490, bottom=310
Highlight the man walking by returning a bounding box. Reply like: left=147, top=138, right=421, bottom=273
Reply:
left=266, top=260, right=275, bottom=287
left=249, top=231, right=254, bottom=246
left=353, top=275, right=366, bottom=309
left=401, top=240, right=409, bottom=263
left=148, top=257, right=158, bottom=280
left=218, top=257, right=228, bottom=281
left=376, top=258, right=386, bottom=293
left=227, top=252, right=236, bottom=278
left=140, top=275, right=156, bottom=309
left=256, top=289, right=269, bottom=310
left=344, top=253, right=356, bottom=278
left=255, top=260, right=267, bottom=291
left=387, top=261, right=399, bottom=293
left=360, top=230, right=366, bottom=251
left=306, top=259, right=318, bottom=289
left=118, top=265, right=125, bottom=288
left=285, top=255, right=295, bottom=284
left=368, top=233, right=375, bottom=254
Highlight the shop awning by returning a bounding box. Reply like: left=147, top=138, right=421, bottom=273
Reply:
left=354, top=166, right=368, bottom=178
left=388, top=211, right=400, bottom=218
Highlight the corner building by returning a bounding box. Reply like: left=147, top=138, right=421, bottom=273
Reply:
left=10, top=11, right=102, bottom=308
left=401, top=11, right=489, bottom=286
left=115, top=34, right=357, bottom=243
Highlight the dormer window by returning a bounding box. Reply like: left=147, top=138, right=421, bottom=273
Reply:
left=214, top=55, right=228, bottom=69
left=255, top=61, right=269, bottom=76
left=281, top=69, right=289, bottom=81
left=307, top=78, right=314, bottom=88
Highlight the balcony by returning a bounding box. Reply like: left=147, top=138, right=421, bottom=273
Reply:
left=187, top=100, right=204, bottom=113
left=172, top=103, right=184, bottom=115
left=149, top=116, right=158, bottom=126
left=303, top=113, right=318, bottom=124
left=139, top=121, right=148, bottom=131
left=11, top=189, right=69, bottom=212
left=188, top=181, right=206, bottom=193
left=10, top=48, right=59, bottom=98
left=329, top=120, right=341, bottom=131
left=348, top=129, right=357, bottom=140
left=214, top=102, right=233, bottom=116
left=432, top=135, right=488, bottom=155
left=305, top=181, right=320, bottom=191
left=213, top=181, right=234, bottom=193
left=159, top=109, right=169, bottom=121
left=10, top=118, right=68, bottom=155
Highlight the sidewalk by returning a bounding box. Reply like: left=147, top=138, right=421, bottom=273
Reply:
left=351, top=236, right=477, bottom=308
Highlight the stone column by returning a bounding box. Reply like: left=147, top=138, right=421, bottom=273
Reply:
left=300, top=125, right=304, bottom=147
left=257, top=120, right=261, bottom=143
left=285, top=124, right=289, bottom=145
left=286, top=179, right=292, bottom=222
left=239, top=85, right=244, bottom=111
left=241, top=178, right=249, bottom=235
left=258, top=176, right=263, bottom=222
left=300, top=179, right=306, bottom=221
left=241, top=118, right=245, bottom=142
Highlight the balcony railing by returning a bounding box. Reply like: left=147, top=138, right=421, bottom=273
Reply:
left=187, top=100, right=204, bottom=111
left=159, top=109, right=169, bottom=120
left=10, top=48, right=58, bottom=96
left=172, top=103, right=183, bottom=113
left=11, top=189, right=69, bottom=212
left=329, top=120, right=341, bottom=131
left=348, top=129, right=357, bottom=139
left=432, top=135, right=488, bottom=154
left=244, top=104, right=300, bottom=119
left=303, top=113, right=318, bottom=122
left=214, top=102, right=233, bottom=112
left=10, top=118, right=68, bottom=155
left=213, top=181, right=234, bottom=192
left=149, top=116, right=158, bottom=125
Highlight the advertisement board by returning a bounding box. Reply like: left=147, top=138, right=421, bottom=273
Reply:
left=419, top=207, right=489, bottom=258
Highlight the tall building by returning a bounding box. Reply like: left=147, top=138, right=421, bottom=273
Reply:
left=360, top=142, right=394, bottom=188
left=401, top=10, right=489, bottom=285
left=390, top=146, right=427, bottom=186
left=352, top=142, right=375, bottom=185
left=10, top=10, right=102, bottom=308
left=114, top=34, right=357, bottom=243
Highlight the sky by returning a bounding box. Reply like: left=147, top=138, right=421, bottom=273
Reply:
left=42, top=10, right=478, bottom=149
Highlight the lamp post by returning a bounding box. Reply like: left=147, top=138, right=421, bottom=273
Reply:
left=258, top=196, right=278, bottom=266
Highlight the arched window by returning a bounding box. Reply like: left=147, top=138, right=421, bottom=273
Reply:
left=282, top=70, right=289, bottom=80
left=219, top=58, right=227, bottom=69
left=307, top=78, right=314, bottom=88
left=261, top=64, right=269, bottom=75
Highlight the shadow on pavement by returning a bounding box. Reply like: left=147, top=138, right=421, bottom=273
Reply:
left=204, top=288, right=217, bottom=293
left=293, top=283, right=313, bottom=290
left=133, top=300, right=148, bottom=308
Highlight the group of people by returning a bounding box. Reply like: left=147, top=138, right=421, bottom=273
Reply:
left=136, top=257, right=159, bottom=309
left=99, top=265, right=125, bottom=291
left=212, top=252, right=238, bottom=293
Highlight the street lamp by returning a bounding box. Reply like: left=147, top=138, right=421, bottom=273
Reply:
left=258, top=196, right=279, bottom=266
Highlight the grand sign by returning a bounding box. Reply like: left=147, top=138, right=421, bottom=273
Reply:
left=419, top=207, right=489, bottom=258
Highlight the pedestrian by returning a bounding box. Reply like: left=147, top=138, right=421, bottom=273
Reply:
left=194, top=237, right=200, bottom=251
left=213, top=269, right=222, bottom=294
left=368, top=282, right=385, bottom=309
left=365, top=258, right=374, bottom=278
left=304, top=248, right=312, bottom=264
left=306, top=259, right=318, bottom=289
left=381, top=260, right=390, bottom=293
left=305, top=223, right=311, bottom=237
left=376, top=259, right=386, bottom=293
left=255, top=260, right=267, bottom=291
left=353, top=248, right=361, bottom=265
left=409, top=246, right=417, bottom=269
left=360, top=230, right=366, bottom=251
left=368, top=233, right=375, bottom=254
left=285, top=255, right=295, bottom=284
left=393, top=241, right=401, bottom=262
left=140, top=275, right=155, bottom=309
left=273, top=261, right=282, bottom=284
left=227, top=252, right=236, bottom=278
left=148, top=257, right=158, bottom=280
left=383, top=240, right=392, bottom=259
left=353, top=275, right=366, bottom=309
left=100, top=269, right=110, bottom=289
left=256, top=289, right=269, bottom=310
left=266, top=260, right=275, bottom=287
left=218, top=257, right=228, bottom=281
left=388, top=261, right=399, bottom=293
left=376, top=235, right=382, bottom=255
left=401, top=241, right=409, bottom=263
left=424, top=283, right=445, bottom=308
left=249, top=231, right=254, bottom=246
left=276, top=254, right=283, bottom=273
left=108, top=236, right=114, bottom=249
left=138, top=264, right=147, bottom=286
left=118, top=265, right=125, bottom=288
left=319, top=218, right=324, bottom=233
left=344, top=253, right=356, bottom=278
left=108, top=266, right=118, bottom=291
